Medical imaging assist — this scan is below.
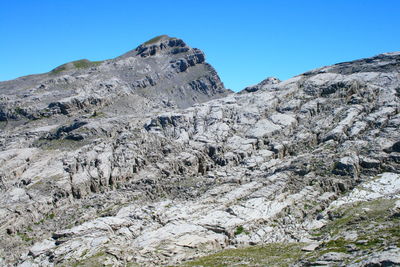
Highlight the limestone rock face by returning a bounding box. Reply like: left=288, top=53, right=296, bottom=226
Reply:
left=240, top=76, right=281, bottom=93
left=0, top=42, right=399, bottom=266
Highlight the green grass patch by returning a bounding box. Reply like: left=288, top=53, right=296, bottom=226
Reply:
left=33, top=138, right=88, bottom=151
left=234, top=225, right=245, bottom=236
left=72, top=59, right=103, bottom=69
left=144, top=35, right=168, bottom=45
left=322, top=238, right=349, bottom=253
left=68, top=251, right=113, bottom=267
left=34, top=212, right=56, bottom=225
left=51, top=65, right=67, bottom=74
left=51, top=59, right=103, bottom=74
left=307, top=198, right=400, bottom=264
left=179, top=243, right=305, bottom=267
left=17, top=232, right=33, bottom=243
left=319, top=199, right=397, bottom=236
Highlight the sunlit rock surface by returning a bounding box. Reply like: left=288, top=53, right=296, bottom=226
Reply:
left=0, top=40, right=399, bottom=266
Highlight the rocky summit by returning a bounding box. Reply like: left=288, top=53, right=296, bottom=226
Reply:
left=0, top=36, right=399, bottom=266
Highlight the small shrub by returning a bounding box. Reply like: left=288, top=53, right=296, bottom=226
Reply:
left=144, top=35, right=167, bottom=45
left=17, top=232, right=33, bottom=242
left=234, top=225, right=244, bottom=236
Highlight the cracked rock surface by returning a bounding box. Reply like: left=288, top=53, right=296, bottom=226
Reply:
left=0, top=39, right=399, bottom=266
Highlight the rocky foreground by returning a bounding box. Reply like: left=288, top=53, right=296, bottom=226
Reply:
left=0, top=37, right=399, bottom=266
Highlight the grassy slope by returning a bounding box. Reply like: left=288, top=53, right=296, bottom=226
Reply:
left=178, top=198, right=400, bottom=267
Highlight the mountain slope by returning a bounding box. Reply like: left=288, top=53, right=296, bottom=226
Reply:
left=0, top=35, right=229, bottom=125
left=0, top=48, right=399, bottom=266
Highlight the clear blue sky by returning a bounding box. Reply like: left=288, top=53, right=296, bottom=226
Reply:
left=1, top=0, right=399, bottom=91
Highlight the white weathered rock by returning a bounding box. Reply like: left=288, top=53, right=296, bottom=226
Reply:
left=330, top=172, right=400, bottom=207
left=29, top=240, right=56, bottom=257
left=0, top=49, right=399, bottom=266
left=301, top=243, right=320, bottom=251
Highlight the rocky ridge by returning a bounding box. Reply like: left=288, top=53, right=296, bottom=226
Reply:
left=0, top=40, right=399, bottom=266
left=0, top=35, right=229, bottom=125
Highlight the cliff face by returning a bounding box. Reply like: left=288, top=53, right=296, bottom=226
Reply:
left=0, top=42, right=399, bottom=266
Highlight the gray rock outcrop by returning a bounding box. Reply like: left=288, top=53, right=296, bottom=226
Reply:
left=240, top=76, right=281, bottom=93
left=0, top=40, right=399, bottom=266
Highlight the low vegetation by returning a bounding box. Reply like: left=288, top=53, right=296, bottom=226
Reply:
left=144, top=35, right=168, bottom=45
left=179, top=198, right=400, bottom=266
left=179, top=243, right=305, bottom=267
left=51, top=59, right=103, bottom=74
left=33, top=138, right=89, bottom=151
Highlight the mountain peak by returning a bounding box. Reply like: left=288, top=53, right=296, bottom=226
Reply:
left=142, top=34, right=173, bottom=45
left=133, top=35, right=189, bottom=58
left=0, top=34, right=229, bottom=123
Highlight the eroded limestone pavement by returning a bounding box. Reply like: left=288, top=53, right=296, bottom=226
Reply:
left=0, top=36, right=399, bottom=266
